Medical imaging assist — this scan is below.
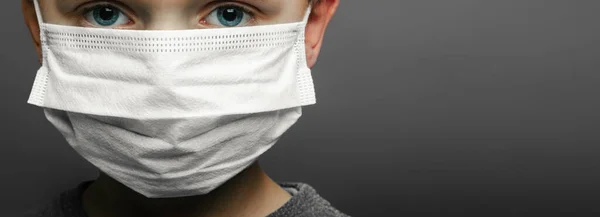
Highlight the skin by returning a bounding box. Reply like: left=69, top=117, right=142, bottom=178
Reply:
left=21, top=0, right=339, bottom=217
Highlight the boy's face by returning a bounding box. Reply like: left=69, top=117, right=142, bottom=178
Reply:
left=38, top=0, right=310, bottom=29
left=22, top=0, right=338, bottom=67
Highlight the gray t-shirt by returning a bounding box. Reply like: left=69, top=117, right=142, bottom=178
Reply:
left=27, top=181, right=350, bottom=217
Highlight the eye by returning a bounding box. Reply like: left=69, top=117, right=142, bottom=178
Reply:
left=83, top=5, right=131, bottom=27
left=204, top=5, right=253, bottom=28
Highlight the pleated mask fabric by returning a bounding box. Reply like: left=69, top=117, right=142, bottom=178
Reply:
left=28, top=0, right=315, bottom=198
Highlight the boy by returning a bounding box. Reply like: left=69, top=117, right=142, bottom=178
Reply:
left=21, top=0, right=345, bottom=217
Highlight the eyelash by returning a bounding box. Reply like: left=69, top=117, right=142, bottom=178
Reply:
left=210, top=2, right=256, bottom=16
left=201, top=3, right=257, bottom=26
left=77, top=1, right=259, bottom=27
left=79, top=1, right=134, bottom=26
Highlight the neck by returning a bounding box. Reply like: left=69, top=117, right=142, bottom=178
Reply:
left=82, top=162, right=292, bottom=217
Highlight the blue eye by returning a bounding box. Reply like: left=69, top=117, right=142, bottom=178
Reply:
left=84, top=5, right=131, bottom=27
left=206, top=5, right=252, bottom=27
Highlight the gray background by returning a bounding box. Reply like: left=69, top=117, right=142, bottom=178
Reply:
left=3, top=0, right=600, bottom=216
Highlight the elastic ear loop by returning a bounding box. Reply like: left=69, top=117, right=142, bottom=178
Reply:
left=33, top=0, right=46, bottom=43
left=302, top=5, right=312, bottom=24
left=33, top=0, right=48, bottom=69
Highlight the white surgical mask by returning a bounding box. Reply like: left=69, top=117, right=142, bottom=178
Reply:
left=28, top=0, right=315, bottom=198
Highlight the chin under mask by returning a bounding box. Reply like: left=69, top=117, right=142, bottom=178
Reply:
left=28, top=0, right=315, bottom=198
